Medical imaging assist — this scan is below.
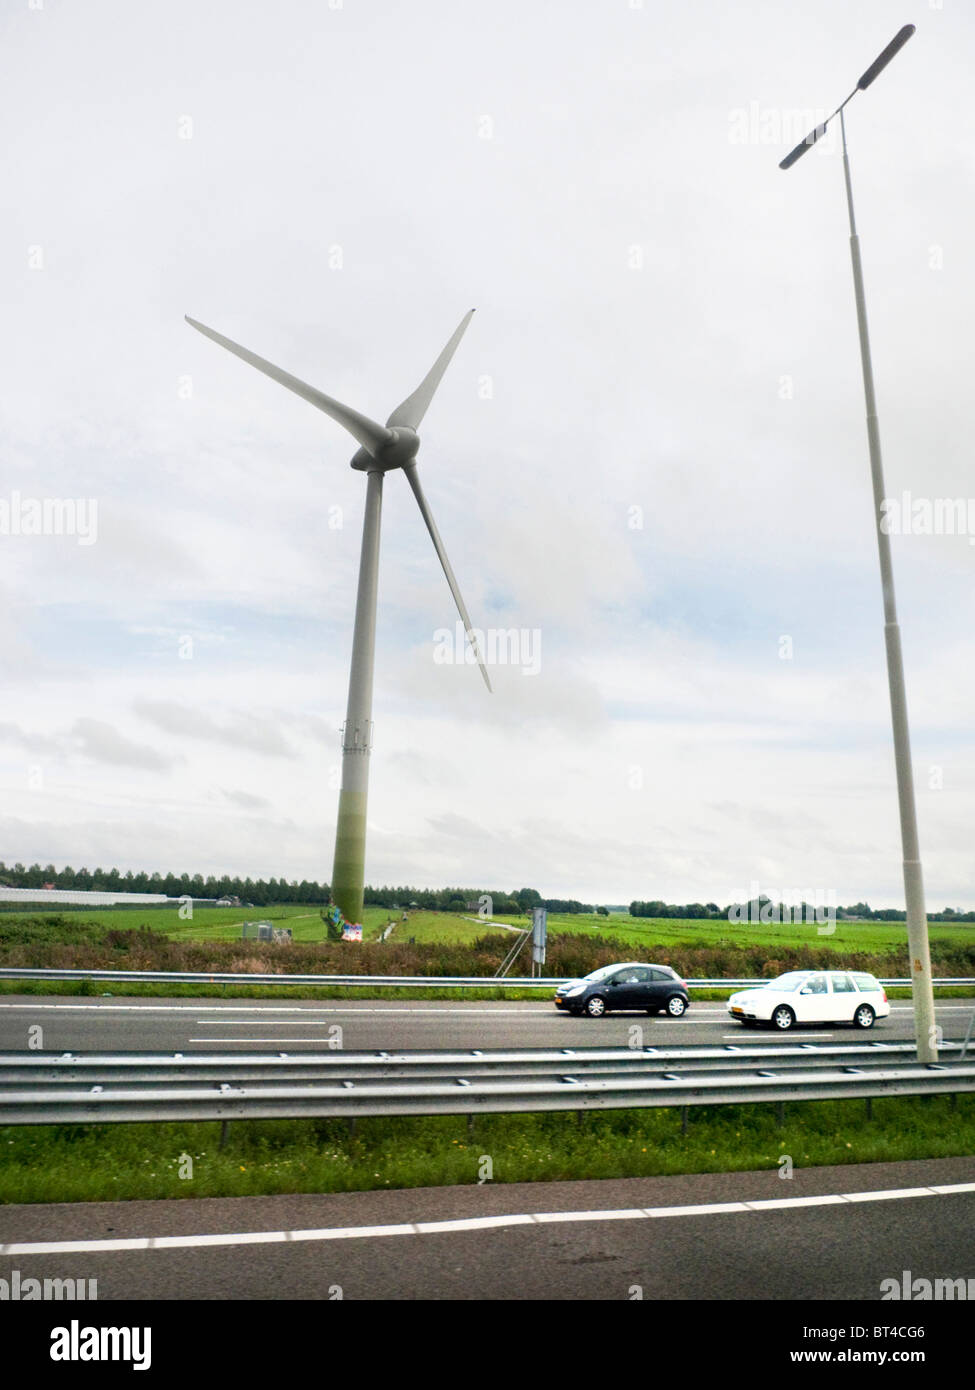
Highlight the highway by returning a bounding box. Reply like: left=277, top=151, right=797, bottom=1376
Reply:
left=2, top=994, right=973, bottom=1303
left=2, top=1157, right=973, bottom=1300
left=1, top=993, right=972, bottom=1052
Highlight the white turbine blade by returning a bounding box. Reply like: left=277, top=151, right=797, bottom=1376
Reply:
left=404, top=465, right=492, bottom=693
left=185, top=316, right=392, bottom=455
left=385, top=310, right=475, bottom=431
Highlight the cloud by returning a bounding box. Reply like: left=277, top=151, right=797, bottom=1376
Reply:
left=132, top=699, right=296, bottom=758
left=71, top=718, right=173, bottom=771
left=0, top=721, right=63, bottom=755
left=221, top=787, right=271, bottom=810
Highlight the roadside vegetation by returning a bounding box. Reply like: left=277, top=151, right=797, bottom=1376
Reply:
left=1, top=1094, right=972, bottom=1205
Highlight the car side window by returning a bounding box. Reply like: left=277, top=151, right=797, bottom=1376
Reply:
left=806, top=976, right=828, bottom=994
left=625, top=968, right=651, bottom=982
left=830, top=972, right=855, bottom=993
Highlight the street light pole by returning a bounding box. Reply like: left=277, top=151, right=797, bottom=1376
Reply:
left=779, top=25, right=938, bottom=1063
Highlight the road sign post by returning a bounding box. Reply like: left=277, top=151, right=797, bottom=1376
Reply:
left=531, top=908, right=548, bottom=976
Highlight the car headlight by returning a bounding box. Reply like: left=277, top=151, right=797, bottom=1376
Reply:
left=563, top=985, right=585, bottom=998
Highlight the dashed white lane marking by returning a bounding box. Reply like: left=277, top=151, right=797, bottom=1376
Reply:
left=3, top=1182, right=974, bottom=1257
left=721, top=1033, right=835, bottom=1040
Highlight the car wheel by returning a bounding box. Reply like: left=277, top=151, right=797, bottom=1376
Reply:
left=584, top=995, right=607, bottom=1018
left=666, top=995, right=688, bottom=1017
left=771, top=1005, right=795, bottom=1031
left=853, top=1003, right=875, bottom=1029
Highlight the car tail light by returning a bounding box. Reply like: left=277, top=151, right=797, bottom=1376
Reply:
left=882, top=989, right=888, bottom=1003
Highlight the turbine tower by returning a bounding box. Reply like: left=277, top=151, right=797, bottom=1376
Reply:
left=186, top=310, right=491, bottom=925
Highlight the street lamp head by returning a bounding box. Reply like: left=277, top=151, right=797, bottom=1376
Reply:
left=857, top=24, right=916, bottom=90
left=778, top=24, right=916, bottom=171
left=779, top=121, right=829, bottom=170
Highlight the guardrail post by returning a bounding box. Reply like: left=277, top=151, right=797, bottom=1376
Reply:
left=219, top=1120, right=230, bottom=1149
left=680, top=1105, right=689, bottom=1135
left=776, top=1102, right=785, bottom=1128
left=865, top=1097, right=873, bottom=1121
left=467, top=1113, right=474, bottom=1137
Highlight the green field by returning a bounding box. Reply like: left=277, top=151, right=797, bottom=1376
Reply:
left=158, top=905, right=498, bottom=946
left=334, top=908, right=973, bottom=958
left=33, top=904, right=492, bottom=946
left=8, top=903, right=971, bottom=957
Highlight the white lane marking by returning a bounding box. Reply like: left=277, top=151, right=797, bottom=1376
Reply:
left=721, top=1033, right=835, bottom=1040
left=194, top=1021, right=344, bottom=1027
left=745, top=1194, right=850, bottom=1210
left=891, top=1006, right=975, bottom=1013
left=638, top=1201, right=750, bottom=1217
left=415, top=1214, right=537, bottom=1234
left=3, top=1181, right=973, bottom=1257
left=530, top=1208, right=648, bottom=1223
left=840, top=1186, right=938, bottom=1203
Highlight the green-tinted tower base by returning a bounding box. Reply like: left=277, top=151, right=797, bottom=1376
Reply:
left=331, top=785, right=368, bottom=926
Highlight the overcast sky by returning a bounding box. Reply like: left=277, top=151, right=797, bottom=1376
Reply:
left=2, top=0, right=973, bottom=909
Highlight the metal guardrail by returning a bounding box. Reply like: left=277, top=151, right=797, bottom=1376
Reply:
left=0, top=1041, right=962, bottom=1085
left=0, top=967, right=972, bottom=990
left=0, top=1043, right=972, bottom=1125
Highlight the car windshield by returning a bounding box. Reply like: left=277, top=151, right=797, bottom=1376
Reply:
left=764, top=972, right=808, bottom=992
left=583, top=964, right=636, bottom=983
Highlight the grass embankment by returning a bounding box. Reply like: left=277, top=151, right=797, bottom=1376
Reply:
left=1, top=1095, right=972, bottom=1205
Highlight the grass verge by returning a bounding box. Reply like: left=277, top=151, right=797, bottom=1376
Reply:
left=1, top=1094, right=972, bottom=1205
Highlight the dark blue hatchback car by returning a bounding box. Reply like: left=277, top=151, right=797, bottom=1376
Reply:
left=554, top=962, right=690, bottom=1018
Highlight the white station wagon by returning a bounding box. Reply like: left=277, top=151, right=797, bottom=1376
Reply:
left=727, top=970, right=890, bottom=1031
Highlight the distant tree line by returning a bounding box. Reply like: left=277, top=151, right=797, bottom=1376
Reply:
left=362, top=885, right=597, bottom=915
left=630, top=901, right=722, bottom=919
left=12, top=863, right=962, bottom=921
left=630, top=898, right=975, bottom=923
left=0, top=863, right=326, bottom=906
left=0, top=866, right=603, bottom=915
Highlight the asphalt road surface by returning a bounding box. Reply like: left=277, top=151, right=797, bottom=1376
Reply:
left=1, top=993, right=972, bottom=1052
left=2, top=1157, right=973, bottom=1300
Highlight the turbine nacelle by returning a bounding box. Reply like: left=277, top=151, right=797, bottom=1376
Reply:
left=350, top=427, right=420, bottom=472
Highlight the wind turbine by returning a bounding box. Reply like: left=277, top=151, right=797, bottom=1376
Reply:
left=185, top=310, right=491, bottom=925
